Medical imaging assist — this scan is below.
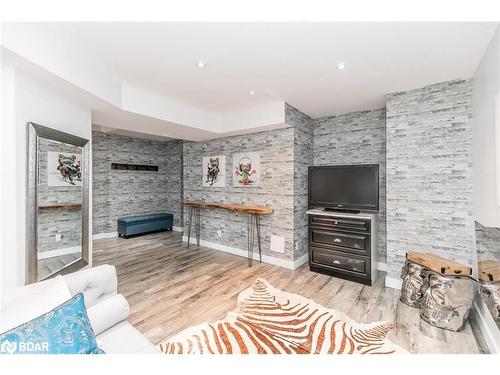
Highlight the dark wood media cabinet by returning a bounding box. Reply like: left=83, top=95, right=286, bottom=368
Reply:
left=306, top=209, right=378, bottom=286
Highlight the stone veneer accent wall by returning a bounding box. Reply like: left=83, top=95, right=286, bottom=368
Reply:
left=182, top=127, right=296, bottom=261
left=475, top=221, right=500, bottom=262
left=385, top=79, right=475, bottom=280
left=92, top=131, right=183, bottom=234
left=313, top=108, right=387, bottom=261
left=182, top=104, right=314, bottom=264
left=286, top=104, right=314, bottom=260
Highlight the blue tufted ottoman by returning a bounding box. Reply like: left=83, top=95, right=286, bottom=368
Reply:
left=117, top=213, right=173, bottom=238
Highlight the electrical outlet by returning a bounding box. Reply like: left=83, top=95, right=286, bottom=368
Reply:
left=270, top=235, right=285, bottom=253
left=55, top=234, right=61, bottom=242
left=217, top=230, right=222, bottom=238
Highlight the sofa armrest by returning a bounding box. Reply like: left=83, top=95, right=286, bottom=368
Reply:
left=87, top=294, right=130, bottom=335
left=62, top=264, right=117, bottom=308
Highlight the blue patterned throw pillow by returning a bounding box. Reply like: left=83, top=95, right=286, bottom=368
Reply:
left=0, top=293, right=103, bottom=354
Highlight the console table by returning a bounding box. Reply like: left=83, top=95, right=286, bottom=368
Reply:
left=183, top=201, right=273, bottom=266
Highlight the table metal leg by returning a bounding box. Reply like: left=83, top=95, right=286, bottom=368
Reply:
left=247, top=214, right=250, bottom=266
left=255, top=214, right=262, bottom=263
left=247, top=214, right=251, bottom=266
left=187, top=207, right=193, bottom=248
left=195, top=207, right=201, bottom=246
left=247, top=213, right=258, bottom=267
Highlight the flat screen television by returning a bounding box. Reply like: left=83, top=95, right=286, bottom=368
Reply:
left=308, top=164, right=379, bottom=212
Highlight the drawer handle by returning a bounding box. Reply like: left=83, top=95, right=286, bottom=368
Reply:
left=354, top=244, right=359, bottom=247
left=334, top=238, right=342, bottom=243
left=333, top=260, right=341, bottom=264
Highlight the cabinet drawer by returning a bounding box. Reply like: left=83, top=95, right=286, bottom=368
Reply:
left=309, top=215, right=370, bottom=233
left=311, top=249, right=368, bottom=275
left=310, top=229, right=369, bottom=255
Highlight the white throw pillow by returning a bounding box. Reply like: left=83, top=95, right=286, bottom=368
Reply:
left=0, top=275, right=72, bottom=333
left=86, top=294, right=130, bottom=335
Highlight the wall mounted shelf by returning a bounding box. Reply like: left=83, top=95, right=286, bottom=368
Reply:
left=111, top=163, right=158, bottom=171
left=38, top=203, right=82, bottom=211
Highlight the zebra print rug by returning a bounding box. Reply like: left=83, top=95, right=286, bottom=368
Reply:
left=158, top=278, right=407, bottom=354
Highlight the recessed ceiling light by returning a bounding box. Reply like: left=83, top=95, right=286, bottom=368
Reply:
left=336, top=62, right=347, bottom=70
left=196, top=61, right=206, bottom=68
left=249, top=91, right=256, bottom=95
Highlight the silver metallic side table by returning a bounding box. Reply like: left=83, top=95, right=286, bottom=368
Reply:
left=478, top=260, right=500, bottom=325
left=400, top=252, right=476, bottom=332
left=420, top=270, right=476, bottom=332
left=480, top=283, right=500, bottom=322
left=400, top=260, right=426, bottom=308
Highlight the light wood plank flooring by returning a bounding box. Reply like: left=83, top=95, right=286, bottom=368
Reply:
left=38, top=252, right=80, bottom=280
left=93, top=231, right=487, bottom=354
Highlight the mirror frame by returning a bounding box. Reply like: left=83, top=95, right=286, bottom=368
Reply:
left=26, top=122, right=90, bottom=284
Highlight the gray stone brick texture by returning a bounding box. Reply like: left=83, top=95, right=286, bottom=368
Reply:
left=313, top=108, right=387, bottom=261
left=92, top=131, right=183, bottom=234
left=385, top=79, right=475, bottom=279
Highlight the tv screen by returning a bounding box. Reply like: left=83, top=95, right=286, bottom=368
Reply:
left=308, top=164, right=379, bottom=212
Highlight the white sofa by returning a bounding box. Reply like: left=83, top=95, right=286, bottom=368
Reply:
left=0, top=265, right=158, bottom=354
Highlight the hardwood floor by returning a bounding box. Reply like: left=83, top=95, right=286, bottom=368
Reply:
left=38, top=252, right=80, bottom=280
left=93, top=230, right=487, bottom=354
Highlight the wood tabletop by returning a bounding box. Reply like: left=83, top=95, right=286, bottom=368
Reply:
left=406, top=251, right=472, bottom=276
left=478, top=260, right=500, bottom=283
left=38, top=203, right=82, bottom=211
left=183, top=201, right=273, bottom=215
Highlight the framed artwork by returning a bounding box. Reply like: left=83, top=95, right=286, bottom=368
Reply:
left=202, top=155, right=226, bottom=187
left=233, top=152, right=261, bottom=187
left=47, top=151, right=83, bottom=186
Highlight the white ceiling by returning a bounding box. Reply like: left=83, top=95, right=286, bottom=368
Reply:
left=2, top=22, right=498, bottom=141
left=11, top=22, right=495, bottom=118
left=92, top=124, right=175, bottom=141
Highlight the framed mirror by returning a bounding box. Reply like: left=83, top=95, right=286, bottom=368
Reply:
left=26, top=122, right=90, bottom=284
left=476, top=222, right=500, bottom=332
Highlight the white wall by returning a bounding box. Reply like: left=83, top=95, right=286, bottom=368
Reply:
left=0, top=63, right=92, bottom=291
left=2, top=23, right=122, bottom=107
left=1, top=65, right=17, bottom=291
left=473, top=25, right=500, bottom=227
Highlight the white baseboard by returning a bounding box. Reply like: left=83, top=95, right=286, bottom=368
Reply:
left=180, top=236, right=385, bottom=273
left=385, top=275, right=402, bottom=290
left=38, top=246, right=81, bottom=260
left=376, top=262, right=387, bottom=272
left=92, top=232, right=118, bottom=240
left=293, top=253, right=309, bottom=269
left=472, top=297, right=500, bottom=354
left=182, top=236, right=303, bottom=270
left=94, top=227, right=182, bottom=239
